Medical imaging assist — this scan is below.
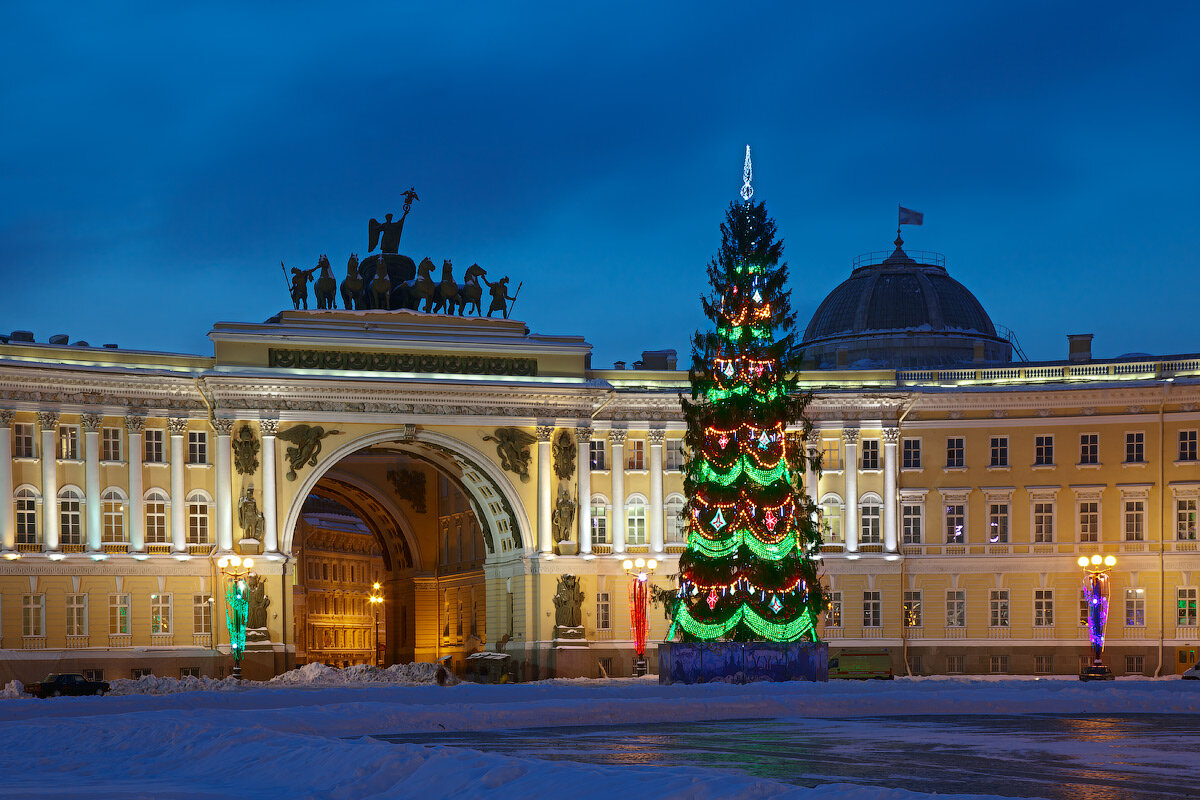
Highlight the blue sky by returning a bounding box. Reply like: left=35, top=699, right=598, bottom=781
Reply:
left=3, top=2, right=1198, bottom=365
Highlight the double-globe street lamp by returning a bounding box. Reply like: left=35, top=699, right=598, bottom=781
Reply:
left=369, top=581, right=384, bottom=667
left=217, top=555, right=254, bottom=679
left=622, top=557, right=658, bottom=677
left=1078, top=553, right=1117, bottom=681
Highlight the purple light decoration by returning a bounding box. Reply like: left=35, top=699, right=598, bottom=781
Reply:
left=1082, top=572, right=1111, bottom=663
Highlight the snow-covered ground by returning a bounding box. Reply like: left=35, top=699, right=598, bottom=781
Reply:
left=2, top=667, right=1198, bottom=799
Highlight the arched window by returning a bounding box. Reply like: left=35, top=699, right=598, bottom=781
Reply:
left=664, top=494, right=686, bottom=543
left=590, top=494, right=609, bottom=544
left=860, top=492, right=883, bottom=544
left=626, top=495, right=647, bottom=546
left=102, top=489, right=127, bottom=543
left=15, top=487, right=39, bottom=546
left=819, top=493, right=844, bottom=544
left=145, top=490, right=168, bottom=544
left=58, top=487, right=83, bottom=546
left=186, top=491, right=210, bottom=545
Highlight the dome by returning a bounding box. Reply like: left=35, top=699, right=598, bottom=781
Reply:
left=800, top=239, right=1012, bottom=369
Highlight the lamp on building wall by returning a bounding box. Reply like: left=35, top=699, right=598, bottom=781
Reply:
left=369, top=581, right=384, bottom=668
left=217, top=555, right=254, bottom=679
left=1078, top=553, right=1116, bottom=681
left=623, top=557, right=657, bottom=676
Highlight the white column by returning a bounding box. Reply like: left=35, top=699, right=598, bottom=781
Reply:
left=648, top=429, right=665, bottom=554
left=883, top=427, right=899, bottom=553
left=214, top=418, right=234, bottom=552
left=169, top=417, right=188, bottom=553
left=82, top=414, right=102, bottom=552
left=843, top=428, right=859, bottom=553
left=38, top=411, right=59, bottom=551
left=576, top=427, right=592, bottom=555
left=125, top=416, right=145, bottom=552
left=536, top=426, right=554, bottom=554
left=609, top=430, right=627, bottom=554
left=260, top=420, right=279, bottom=554
left=0, top=410, right=13, bottom=552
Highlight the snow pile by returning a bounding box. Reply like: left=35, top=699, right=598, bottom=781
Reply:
left=268, top=661, right=457, bottom=686
left=106, top=673, right=244, bottom=696
left=0, top=681, right=24, bottom=699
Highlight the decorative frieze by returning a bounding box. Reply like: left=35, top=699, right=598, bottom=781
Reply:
left=267, top=348, right=538, bottom=377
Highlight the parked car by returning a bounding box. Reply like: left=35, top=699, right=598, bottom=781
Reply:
left=828, top=649, right=894, bottom=680
left=1182, top=663, right=1200, bottom=680
left=28, top=673, right=110, bottom=698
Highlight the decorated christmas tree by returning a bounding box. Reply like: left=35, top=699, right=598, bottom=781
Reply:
left=671, top=148, right=825, bottom=642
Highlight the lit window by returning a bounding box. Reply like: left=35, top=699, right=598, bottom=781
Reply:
left=1177, top=587, right=1198, bottom=627
left=102, top=490, right=126, bottom=543
left=626, top=441, right=645, bottom=470
left=903, top=591, right=922, bottom=627
left=590, top=497, right=608, bottom=544
left=859, top=501, right=881, bottom=544
left=664, top=495, right=686, bottom=543
left=626, top=497, right=647, bottom=545
left=1125, top=588, right=1145, bottom=627
left=187, top=491, right=210, bottom=545
left=987, top=503, right=1009, bottom=544
left=110, top=594, right=130, bottom=635
left=58, top=425, right=79, bottom=460
left=820, top=500, right=842, bottom=543
left=145, top=491, right=168, bottom=544
left=15, top=488, right=39, bottom=545
left=825, top=592, right=842, bottom=628
left=59, top=488, right=83, bottom=545
left=151, top=594, right=172, bottom=634
left=1178, top=499, right=1198, bottom=541
left=821, top=440, right=841, bottom=470
left=945, top=504, right=966, bottom=543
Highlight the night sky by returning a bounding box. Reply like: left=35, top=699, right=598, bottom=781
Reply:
left=4, top=3, right=1198, bottom=366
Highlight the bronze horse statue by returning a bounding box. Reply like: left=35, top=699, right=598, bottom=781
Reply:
left=370, top=258, right=391, bottom=308
left=458, top=263, right=487, bottom=315
left=313, top=255, right=337, bottom=309
left=340, top=254, right=363, bottom=309
left=429, top=259, right=461, bottom=314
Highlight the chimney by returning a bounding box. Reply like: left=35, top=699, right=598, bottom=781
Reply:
left=49, top=334, right=68, bottom=345
left=10, top=330, right=34, bottom=343
left=973, top=340, right=986, bottom=363
left=613, top=360, right=626, bottom=370
left=1068, top=334, right=1093, bottom=363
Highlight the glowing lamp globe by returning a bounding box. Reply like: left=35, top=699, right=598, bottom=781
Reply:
left=1077, top=556, right=1089, bottom=567
left=1091, top=554, right=1102, bottom=566
left=647, top=559, right=658, bottom=570
left=230, top=556, right=242, bottom=568
left=243, top=558, right=253, bottom=569
left=634, top=558, right=645, bottom=569
left=1104, top=555, right=1116, bottom=567
left=218, top=557, right=229, bottom=569
left=622, top=559, right=633, bottom=570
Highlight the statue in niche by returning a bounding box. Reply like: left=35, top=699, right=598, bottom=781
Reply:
left=340, top=254, right=364, bottom=310
left=313, top=255, right=337, bottom=309
left=552, top=574, right=584, bottom=629
left=551, top=483, right=575, bottom=544
left=246, top=574, right=270, bottom=630
left=285, top=261, right=319, bottom=310
left=482, top=427, right=537, bottom=482
left=237, top=486, right=265, bottom=543
left=386, top=468, right=427, bottom=514
left=552, top=429, right=575, bottom=480
left=277, top=424, right=342, bottom=480
left=232, top=424, right=260, bottom=475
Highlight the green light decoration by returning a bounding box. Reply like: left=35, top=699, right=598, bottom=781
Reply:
left=672, top=164, right=826, bottom=644
left=225, top=579, right=248, bottom=667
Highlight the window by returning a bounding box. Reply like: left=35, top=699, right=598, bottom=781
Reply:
left=901, top=504, right=923, bottom=544
left=902, top=439, right=921, bottom=469
left=596, top=592, right=611, bottom=630
left=82, top=669, right=104, bottom=682
left=945, top=504, right=966, bottom=543
left=102, top=490, right=126, bottom=543
left=1078, top=501, right=1099, bottom=543
left=1125, top=432, right=1144, bottom=463
left=1034, top=435, right=1054, bottom=466
left=187, top=431, right=207, bottom=464
left=820, top=500, right=842, bottom=543
left=1125, top=588, right=1145, bottom=627
left=1033, top=502, right=1055, bottom=543
left=903, top=591, right=922, bottom=628
left=862, top=591, right=882, bottom=628
left=1034, top=589, right=1054, bottom=627
left=625, top=497, right=647, bottom=545
left=589, top=497, right=608, bottom=544
left=15, top=488, right=38, bottom=545
left=907, top=655, right=923, bottom=674
left=145, top=491, right=168, bottom=544
left=151, top=594, right=171, bottom=634
left=1080, top=434, right=1099, bottom=465
left=589, top=441, right=606, bottom=469
left=821, top=440, right=841, bottom=470
left=1126, top=655, right=1145, bottom=675
left=66, top=594, right=87, bottom=637
left=1079, top=589, right=1089, bottom=626
left=860, top=439, right=880, bottom=470
left=58, top=425, right=79, bottom=459
left=946, top=437, right=965, bottom=468
left=59, top=487, right=83, bottom=545
left=131, top=668, right=152, bottom=679
left=1181, top=430, right=1199, bottom=462
left=987, top=503, right=1009, bottom=543
left=664, top=495, right=686, bottom=543
left=825, top=592, right=842, bottom=628
left=1178, top=499, right=1198, bottom=541
left=664, top=440, right=685, bottom=471
left=13, top=423, right=34, bottom=458
left=1124, top=500, right=1145, bottom=541
left=187, top=491, right=210, bottom=545
left=946, top=654, right=965, bottom=674
left=23, top=594, right=45, bottom=637
left=1178, top=588, right=1198, bottom=627
left=110, top=594, right=130, bottom=635
left=1034, top=655, right=1053, bottom=674
left=102, top=427, right=122, bottom=461
left=623, top=440, right=643, bottom=470
left=194, top=595, right=212, bottom=635
left=145, top=429, right=165, bottom=463
left=989, top=589, right=1009, bottom=627
left=990, top=655, right=1009, bottom=674
left=859, top=501, right=881, bottom=544
left=180, top=667, right=201, bottom=679
left=989, top=436, right=1008, bottom=467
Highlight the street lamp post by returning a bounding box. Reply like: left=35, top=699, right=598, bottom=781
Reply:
left=369, top=581, right=383, bottom=668
left=217, top=555, right=254, bottom=679
left=623, top=557, right=657, bottom=677
left=1078, top=553, right=1117, bottom=681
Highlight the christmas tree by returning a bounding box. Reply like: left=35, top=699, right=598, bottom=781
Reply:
left=671, top=148, right=825, bottom=642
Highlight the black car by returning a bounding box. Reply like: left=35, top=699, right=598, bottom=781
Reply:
left=28, top=673, right=110, bottom=698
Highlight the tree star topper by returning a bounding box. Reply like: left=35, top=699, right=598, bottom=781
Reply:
left=741, top=145, right=754, bottom=202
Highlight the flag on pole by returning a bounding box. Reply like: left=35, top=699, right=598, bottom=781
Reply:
left=898, top=206, right=924, bottom=226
